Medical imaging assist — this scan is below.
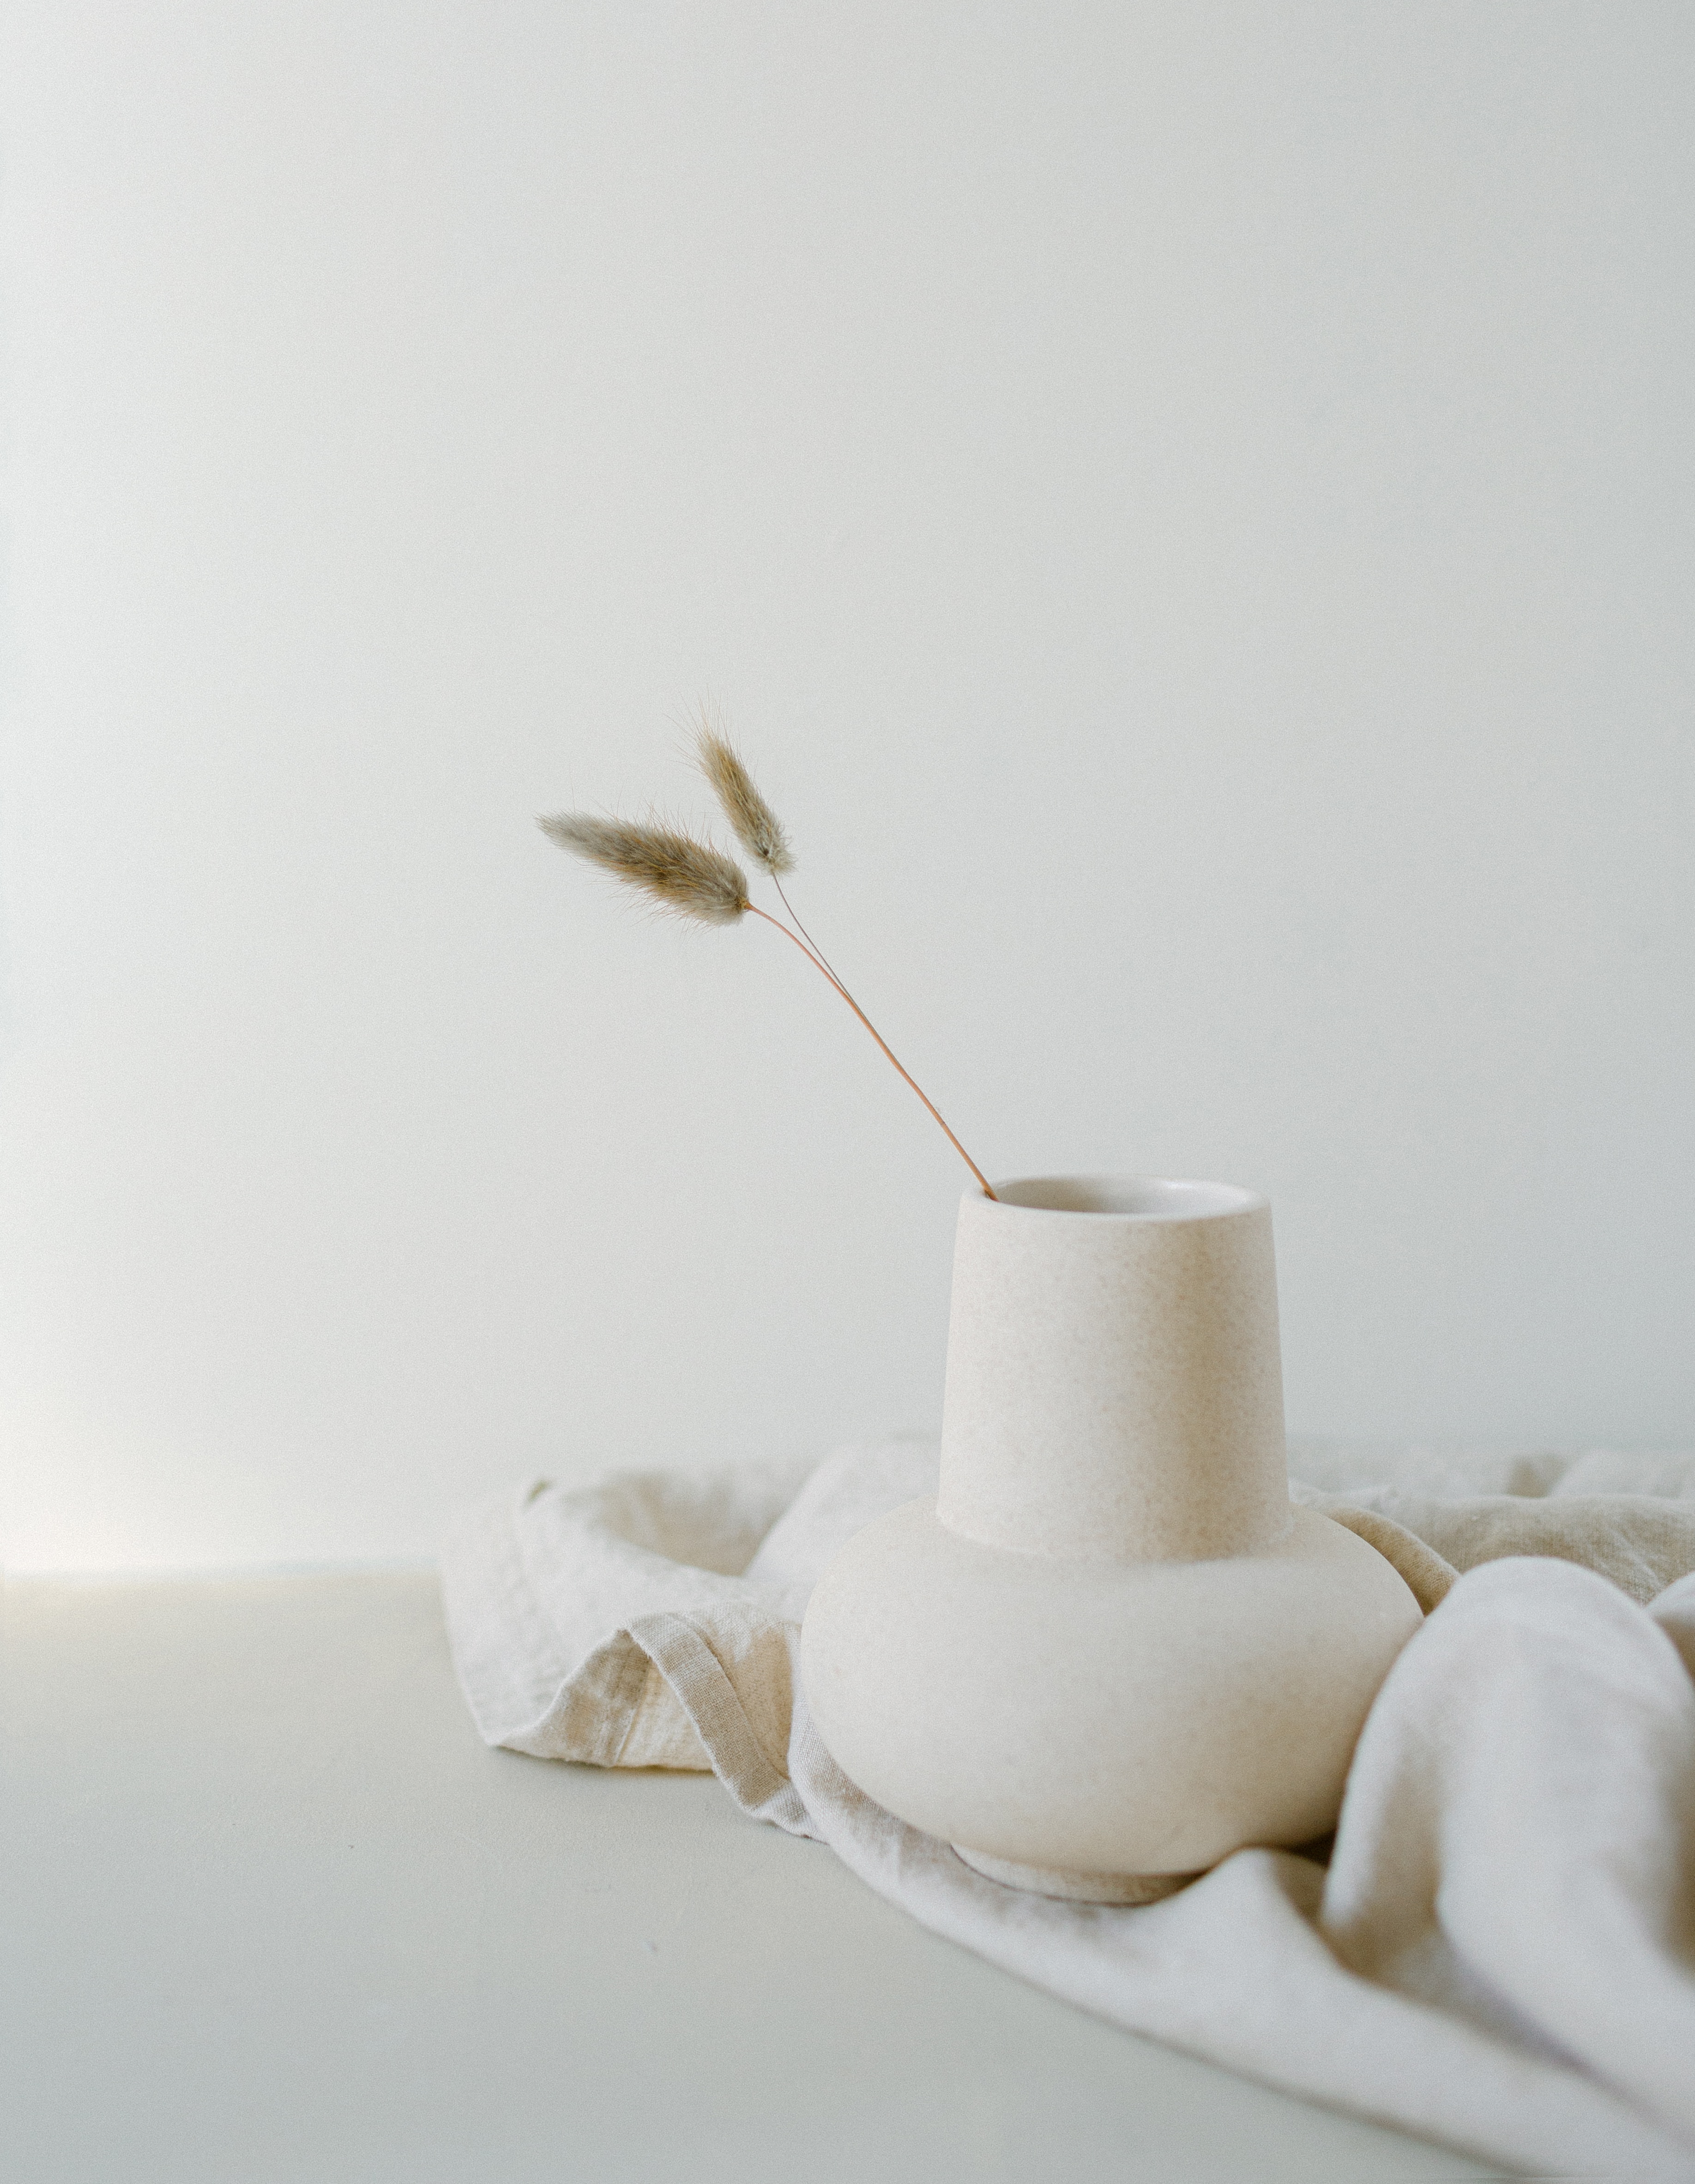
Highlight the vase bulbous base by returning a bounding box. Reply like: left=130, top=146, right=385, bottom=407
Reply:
left=801, top=1497, right=1423, bottom=1880
left=952, top=1846, right=1194, bottom=1906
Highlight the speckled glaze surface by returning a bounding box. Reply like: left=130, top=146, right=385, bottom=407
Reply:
left=800, top=1177, right=1423, bottom=1899
left=937, top=1177, right=1290, bottom=1562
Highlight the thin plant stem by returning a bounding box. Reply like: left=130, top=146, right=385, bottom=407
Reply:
left=744, top=904, right=997, bottom=1200
left=772, top=874, right=849, bottom=995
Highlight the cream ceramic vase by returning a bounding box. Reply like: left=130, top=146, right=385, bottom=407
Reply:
left=800, top=1176, right=1423, bottom=1903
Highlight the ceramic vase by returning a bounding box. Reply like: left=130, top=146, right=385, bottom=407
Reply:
left=800, top=1176, right=1423, bottom=1902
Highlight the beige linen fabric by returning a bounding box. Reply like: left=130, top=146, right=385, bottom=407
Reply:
left=441, top=1438, right=1695, bottom=2179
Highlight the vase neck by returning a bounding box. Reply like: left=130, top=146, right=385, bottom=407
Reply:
left=934, top=1185, right=1291, bottom=1563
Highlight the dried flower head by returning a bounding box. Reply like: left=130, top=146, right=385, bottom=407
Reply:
left=695, top=725, right=794, bottom=876
left=537, top=812, right=750, bottom=925
left=538, top=726, right=996, bottom=1197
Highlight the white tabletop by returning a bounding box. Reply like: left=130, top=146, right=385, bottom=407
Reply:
left=3, top=1573, right=1513, bottom=2183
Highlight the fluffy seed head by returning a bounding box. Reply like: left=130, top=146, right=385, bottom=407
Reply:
left=538, top=812, right=750, bottom=925
left=695, top=726, right=794, bottom=875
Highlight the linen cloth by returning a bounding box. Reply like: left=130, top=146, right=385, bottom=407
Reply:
left=442, top=1438, right=1695, bottom=2180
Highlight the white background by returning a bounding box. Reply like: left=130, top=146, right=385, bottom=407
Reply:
left=2, top=3, right=1690, bottom=1572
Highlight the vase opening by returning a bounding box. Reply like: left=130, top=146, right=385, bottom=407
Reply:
left=990, top=1175, right=1264, bottom=1220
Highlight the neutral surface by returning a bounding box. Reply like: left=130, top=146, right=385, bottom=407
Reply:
left=2, top=1572, right=1516, bottom=2183
left=4, top=4, right=1694, bottom=1575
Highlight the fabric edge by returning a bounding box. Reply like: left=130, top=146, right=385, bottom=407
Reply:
left=438, top=1482, right=576, bottom=1747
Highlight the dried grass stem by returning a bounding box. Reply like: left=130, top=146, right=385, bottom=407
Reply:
left=744, top=905, right=997, bottom=1199
left=541, top=730, right=996, bottom=1198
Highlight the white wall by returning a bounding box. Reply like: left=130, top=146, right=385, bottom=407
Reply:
left=3, top=2, right=1691, bottom=1572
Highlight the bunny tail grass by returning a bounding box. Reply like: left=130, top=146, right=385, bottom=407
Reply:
left=694, top=725, right=794, bottom=876
left=691, top=718, right=850, bottom=983
left=538, top=813, right=751, bottom=925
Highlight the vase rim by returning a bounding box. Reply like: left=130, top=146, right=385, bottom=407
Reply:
left=976, top=1175, right=1267, bottom=1222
